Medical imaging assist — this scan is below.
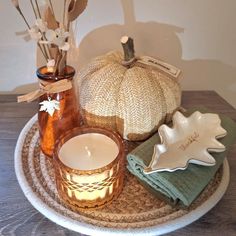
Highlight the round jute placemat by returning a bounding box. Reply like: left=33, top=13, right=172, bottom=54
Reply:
left=14, top=115, right=230, bottom=236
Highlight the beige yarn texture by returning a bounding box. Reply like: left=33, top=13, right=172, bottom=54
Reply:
left=78, top=51, right=181, bottom=141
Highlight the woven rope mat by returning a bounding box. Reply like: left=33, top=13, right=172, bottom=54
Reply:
left=18, top=119, right=223, bottom=230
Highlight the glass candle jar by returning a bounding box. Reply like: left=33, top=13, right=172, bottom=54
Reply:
left=37, top=66, right=80, bottom=157
left=54, top=127, right=125, bottom=209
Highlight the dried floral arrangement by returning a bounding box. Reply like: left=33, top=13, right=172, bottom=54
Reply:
left=11, top=0, right=87, bottom=75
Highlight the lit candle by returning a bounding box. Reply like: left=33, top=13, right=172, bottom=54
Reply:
left=54, top=127, right=125, bottom=209
left=59, top=133, right=119, bottom=170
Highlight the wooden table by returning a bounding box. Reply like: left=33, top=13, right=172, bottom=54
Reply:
left=1, top=91, right=236, bottom=236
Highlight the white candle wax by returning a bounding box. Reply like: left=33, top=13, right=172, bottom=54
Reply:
left=59, top=133, right=119, bottom=170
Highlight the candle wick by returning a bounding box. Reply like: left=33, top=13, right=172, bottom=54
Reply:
left=85, top=146, right=92, bottom=157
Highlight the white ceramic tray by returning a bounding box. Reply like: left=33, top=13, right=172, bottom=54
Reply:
left=14, top=115, right=230, bottom=236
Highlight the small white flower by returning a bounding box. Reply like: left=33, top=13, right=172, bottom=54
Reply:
left=55, top=28, right=70, bottom=39
left=39, top=98, right=60, bottom=116
left=35, top=19, right=47, bottom=33
left=41, top=27, right=70, bottom=51
left=38, top=0, right=47, bottom=6
left=27, top=19, right=48, bottom=41
left=59, top=42, right=70, bottom=51
left=47, top=59, right=55, bottom=67
left=47, top=59, right=55, bottom=72
left=45, top=29, right=57, bottom=41
left=28, top=26, right=42, bottom=40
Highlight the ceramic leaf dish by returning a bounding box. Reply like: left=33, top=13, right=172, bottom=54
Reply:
left=144, top=111, right=227, bottom=174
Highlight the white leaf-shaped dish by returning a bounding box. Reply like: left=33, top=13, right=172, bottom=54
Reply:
left=144, top=111, right=227, bottom=174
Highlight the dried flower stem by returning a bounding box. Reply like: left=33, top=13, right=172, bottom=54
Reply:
left=35, top=0, right=42, bottom=18
left=30, top=0, right=51, bottom=60
left=30, top=0, right=49, bottom=59
left=39, top=31, right=51, bottom=59
left=63, top=0, right=71, bottom=66
left=48, top=0, right=55, bottom=16
left=53, top=52, right=62, bottom=75
left=30, top=0, right=38, bottom=18
left=14, top=6, right=47, bottom=60
left=38, top=43, right=48, bottom=61
left=11, top=0, right=21, bottom=12
left=63, top=0, right=66, bottom=27
left=15, top=6, right=31, bottom=29
left=64, top=0, right=71, bottom=31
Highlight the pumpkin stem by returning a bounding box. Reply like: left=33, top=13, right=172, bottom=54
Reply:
left=121, top=36, right=136, bottom=66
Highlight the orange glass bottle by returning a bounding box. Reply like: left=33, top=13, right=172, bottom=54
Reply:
left=37, top=66, right=79, bottom=157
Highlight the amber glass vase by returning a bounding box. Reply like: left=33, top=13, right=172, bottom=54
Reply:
left=37, top=66, right=79, bottom=157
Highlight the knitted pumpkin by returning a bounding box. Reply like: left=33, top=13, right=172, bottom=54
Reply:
left=78, top=36, right=182, bottom=141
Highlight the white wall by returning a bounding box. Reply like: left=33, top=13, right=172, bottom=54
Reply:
left=1, top=0, right=236, bottom=107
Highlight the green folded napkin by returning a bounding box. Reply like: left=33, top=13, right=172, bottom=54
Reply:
left=127, top=108, right=236, bottom=207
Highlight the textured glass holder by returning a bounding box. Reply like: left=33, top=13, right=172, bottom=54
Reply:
left=54, top=127, right=125, bottom=209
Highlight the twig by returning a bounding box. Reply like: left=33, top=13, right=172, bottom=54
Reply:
left=35, top=0, right=42, bottom=18
left=48, top=0, right=55, bottom=16
left=53, top=52, right=62, bottom=76
left=30, top=0, right=38, bottom=18
left=64, top=0, right=70, bottom=31
left=38, top=43, right=48, bottom=60
left=30, top=0, right=52, bottom=60
left=39, top=31, right=51, bottom=59
left=14, top=5, right=47, bottom=60
left=121, top=36, right=136, bottom=63
left=16, top=7, right=30, bottom=29
left=63, top=0, right=66, bottom=27
left=31, top=0, right=50, bottom=59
